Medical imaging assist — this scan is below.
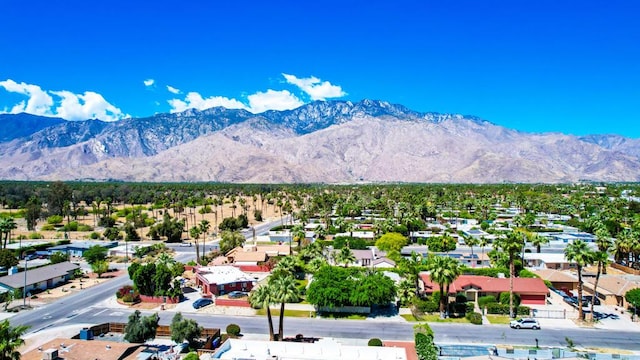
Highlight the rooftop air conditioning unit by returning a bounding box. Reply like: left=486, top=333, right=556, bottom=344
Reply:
left=42, top=348, right=58, bottom=360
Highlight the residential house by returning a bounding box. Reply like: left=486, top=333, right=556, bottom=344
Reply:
left=523, top=253, right=573, bottom=270
left=21, top=338, right=145, bottom=360
left=0, top=261, right=79, bottom=295
left=47, top=241, right=119, bottom=257
left=419, top=273, right=549, bottom=305
left=582, top=275, right=640, bottom=307
left=195, top=265, right=256, bottom=296
left=532, top=268, right=578, bottom=294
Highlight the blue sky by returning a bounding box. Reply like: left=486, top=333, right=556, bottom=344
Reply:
left=1, top=0, right=638, bottom=137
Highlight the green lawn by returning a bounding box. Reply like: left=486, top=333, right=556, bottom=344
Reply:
left=256, top=308, right=315, bottom=318
left=486, top=315, right=512, bottom=324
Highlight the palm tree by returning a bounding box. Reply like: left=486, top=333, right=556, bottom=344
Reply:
left=249, top=285, right=276, bottom=341
left=189, top=226, right=201, bottom=263
left=0, top=319, right=29, bottom=360
left=270, top=275, right=300, bottom=341
left=335, top=246, right=356, bottom=267
left=156, top=252, right=176, bottom=268
left=426, top=255, right=462, bottom=318
left=565, top=239, right=596, bottom=321
left=397, top=279, right=416, bottom=306
left=291, top=224, right=306, bottom=250
left=529, top=233, right=549, bottom=253
left=496, top=231, right=525, bottom=318
left=0, top=217, right=17, bottom=250
left=589, top=250, right=609, bottom=321
left=464, top=235, right=479, bottom=265
left=479, top=236, right=489, bottom=264
left=273, top=256, right=299, bottom=278
left=199, top=220, right=211, bottom=262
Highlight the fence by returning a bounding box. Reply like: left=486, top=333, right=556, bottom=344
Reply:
left=74, top=322, right=220, bottom=339
left=532, top=308, right=566, bottom=319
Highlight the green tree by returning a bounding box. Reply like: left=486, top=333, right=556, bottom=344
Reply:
left=625, top=288, right=640, bottom=318
left=565, top=239, right=595, bottom=321
left=496, top=232, right=525, bottom=318
left=415, top=332, right=438, bottom=360
left=426, top=255, right=461, bottom=318
left=83, top=245, right=107, bottom=265
left=170, top=312, right=202, bottom=347
left=24, top=197, right=41, bottom=231
left=349, top=271, right=396, bottom=307
left=103, top=227, right=121, bottom=241
left=0, top=319, right=29, bottom=360
left=249, top=285, right=276, bottom=341
left=123, top=310, right=159, bottom=343
left=190, top=226, right=201, bottom=263
left=270, top=275, right=300, bottom=341
left=219, top=230, right=245, bottom=254
left=375, top=232, right=408, bottom=252
left=46, top=181, right=72, bottom=216
left=199, top=220, right=211, bottom=261
left=0, top=217, right=17, bottom=250
left=50, top=251, right=70, bottom=264
left=91, top=260, right=109, bottom=278
left=0, top=249, right=18, bottom=269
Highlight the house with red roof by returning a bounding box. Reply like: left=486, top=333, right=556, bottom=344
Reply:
left=419, top=273, right=549, bottom=305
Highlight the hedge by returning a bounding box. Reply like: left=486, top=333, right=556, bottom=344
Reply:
left=368, top=338, right=383, bottom=346
left=485, top=303, right=530, bottom=315
left=478, top=295, right=497, bottom=308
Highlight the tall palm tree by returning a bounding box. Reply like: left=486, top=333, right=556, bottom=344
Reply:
left=270, top=275, right=300, bottom=341
left=479, top=236, right=489, bottom=264
left=565, top=239, right=595, bottom=321
left=496, top=231, right=525, bottom=318
left=199, top=220, right=211, bottom=261
left=0, top=319, right=29, bottom=360
left=189, top=226, right=201, bottom=263
left=426, top=255, right=462, bottom=318
left=589, top=250, right=609, bottom=321
left=249, top=285, right=276, bottom=341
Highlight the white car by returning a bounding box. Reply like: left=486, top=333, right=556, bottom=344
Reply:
left=179, top=242, right=192, bottom=247
left=510, top=318, right=540, bottom=330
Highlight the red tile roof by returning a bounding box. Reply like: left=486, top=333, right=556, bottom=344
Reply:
left=420, top=274, right=549, bottom=295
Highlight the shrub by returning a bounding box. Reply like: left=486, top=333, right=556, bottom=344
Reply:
left=226, top=323, right=241, bottom=337
left=47, top=215, right=63, bottom=225
left=78, top=224, right=94, bottom=232
left=478, top=295, right=497, bottom=308
left=17, top=234, right=27, bottom=240
left=368, top=338, right=383, bottom=346
left=89, top=232, right=100, bottom=239
left=465, top=302, right=475, bottom=313
left=28, top=232, right=44, bottom=239
left=466, top=311, right=483, bottom=325
left=414, top=297, right=439, bottom=313
left=485, top=303, right=530, bottom=316
left=183, top=352, right=200, bottom=360
left=41, top=224, right=55, bottom=231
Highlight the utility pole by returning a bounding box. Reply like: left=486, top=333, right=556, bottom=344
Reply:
left=23, top=252, right=28, bottom=308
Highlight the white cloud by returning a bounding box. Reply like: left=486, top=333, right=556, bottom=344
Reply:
left=247, top=89, right=304, bottom=113
left=0, top=79, right=126, bottom=121
left=166, top=85, right=181, bottom=94
left=143, top=79, right=155, bottom=87
left=282, top=73, right=346, bottom=100
left=168, top=89, right=303, bottom=114
left=168, top=92, right=247, bottom=113
left=51, top=90, right=126, bottom=121
left=0, top=79, right=54, bottom=116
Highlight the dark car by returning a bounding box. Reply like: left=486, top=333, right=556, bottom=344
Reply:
left=228, top=291, right=248, bottom=299
left=192, top=298, right=213, bottom=309
left=582, top=296, right=601, bottom=306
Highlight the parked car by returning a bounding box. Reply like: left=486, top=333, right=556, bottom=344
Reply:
left=179, top=242, right=192, bottom=247
left=582, top=296, right=601, bottom=306
left=228, top=291, right=248, bottom=299
left=510, top=318, right=541, bottom=330
left=192, top=298, right=213, bottom=309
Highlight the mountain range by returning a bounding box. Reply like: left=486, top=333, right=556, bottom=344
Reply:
left=1, top=99, right=639, bottom=183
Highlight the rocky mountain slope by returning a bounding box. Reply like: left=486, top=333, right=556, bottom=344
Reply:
left=1, top=100, right=639, bottom=183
